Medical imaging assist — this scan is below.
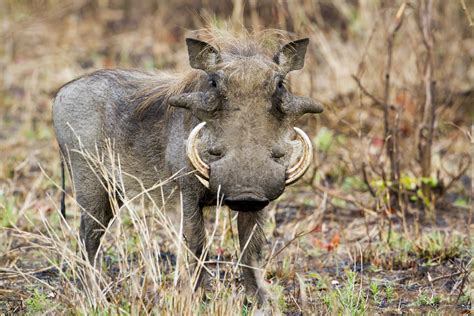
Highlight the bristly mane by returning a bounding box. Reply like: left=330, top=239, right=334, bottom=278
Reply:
left=132, top=28, right=292, bottom=117
left=132, top=70, right=206, bottom=116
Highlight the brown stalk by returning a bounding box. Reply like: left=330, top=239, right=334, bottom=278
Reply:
left=383, top=2, right=406, bottom=210
left=351, top=75, right=385, bottom=107
left=455, top=258, right=473, bottom=304
left=313, top=183, right=377, bottom=216
left=362, top=162, right=376, bottom=198
left=418, top=0, right=436, bottom=201
left=441, top=154, right=471, bottom=195
left=460, top=0, right=474, bottom=27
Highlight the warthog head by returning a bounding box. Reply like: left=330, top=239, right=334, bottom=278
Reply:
left=169, top=37, right=323, bottom=212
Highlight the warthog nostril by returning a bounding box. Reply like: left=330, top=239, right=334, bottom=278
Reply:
left=224, top=194, right=270, bottom=212
left=208, top=146, right=223, bottom=157
left=271, top=145, right=286, bottom=159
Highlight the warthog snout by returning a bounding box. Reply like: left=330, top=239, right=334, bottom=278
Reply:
left=182, top=121, right=315, bottom=210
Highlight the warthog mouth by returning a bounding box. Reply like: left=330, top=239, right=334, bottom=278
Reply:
left=224, top=192, right=270, bottom=212
left=186, top=122, right=313, bottom=189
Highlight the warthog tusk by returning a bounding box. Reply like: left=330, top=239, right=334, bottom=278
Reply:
left=195, top=174, right=210, bottom=188
left=285, top=127, right=313, bottom=185
left=187, top=122, right=210, bottom=187
left=187, top=123, right=312, bottom=188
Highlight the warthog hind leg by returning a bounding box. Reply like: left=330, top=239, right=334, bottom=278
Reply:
left=76, top=172, right=114, bottom=265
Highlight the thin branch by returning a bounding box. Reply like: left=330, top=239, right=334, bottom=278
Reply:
left=456, top=259, right=472, bottom=304
left=351, top=75, right=384, bottom=106
left=383, top=2, right=406, bottom=210
left=268, top=229, right=316, bottom=261
left=355, top=18, right=380, bottom=77
left=418, top=0, right=436, bottom=198
left=313, top=183, right=377, bottom=216
left=362, top=162, right=376, bottom=197
left=460, top=0, right=474, bottom=27
left=442, top=156, right=471, bottom=194
left=352, top=74, right=398, bottom=110
left=428, top=271, right=462, bottom=283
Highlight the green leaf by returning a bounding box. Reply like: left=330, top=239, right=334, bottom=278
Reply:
left=315, top=127, right=334, bottom=152
left=342, top=176, right=368, bottom=192
left=453, top=197, right=469, bottom=208
left=400, top=175, right=418, bottom=190
left=421, top=176, right=438, bottom=188
left=332, top=198, right=347, bottom=208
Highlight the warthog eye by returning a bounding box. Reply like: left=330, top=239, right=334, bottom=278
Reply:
left=208, top=74, right=219, bottom=89
left=209, top=78, right=217, bottom=88
left=277, top=80, right=284, bottom=90
left=275, top=77, right=286, bottom=92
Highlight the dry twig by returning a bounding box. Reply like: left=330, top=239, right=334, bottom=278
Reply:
left=460, top=0, right=474, bottom=27
left=313, top=183, right=377, bottom=216
left=418, top=0, right=437, bottom=199
left=383, top=2, right=406, bottom=199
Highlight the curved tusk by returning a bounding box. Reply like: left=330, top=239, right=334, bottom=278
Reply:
left=195, top=174, right=210, bottom=189
left=186, top=122, right=210, bottom=186
left=285, top=127, right=313, bottom=185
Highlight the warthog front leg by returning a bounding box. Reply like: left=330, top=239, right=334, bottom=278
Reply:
left=237, top=210, right=268, bottom=305
left=182, top=199, right=208, bottom=291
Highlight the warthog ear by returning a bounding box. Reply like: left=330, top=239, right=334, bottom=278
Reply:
left=186, top=38, right=221, bottom=71
left=274, top=38, right=309, bottom=73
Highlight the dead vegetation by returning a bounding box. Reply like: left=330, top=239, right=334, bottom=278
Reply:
left=0, top=0, right=472, bottom=314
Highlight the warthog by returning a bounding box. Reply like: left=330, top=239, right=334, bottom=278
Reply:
left=52, top=31, right=323, bottom=304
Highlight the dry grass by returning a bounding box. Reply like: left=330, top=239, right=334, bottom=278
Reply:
left=0, top=0, right=472, bottom=314
left=0, top=144, right=256, bottom=314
